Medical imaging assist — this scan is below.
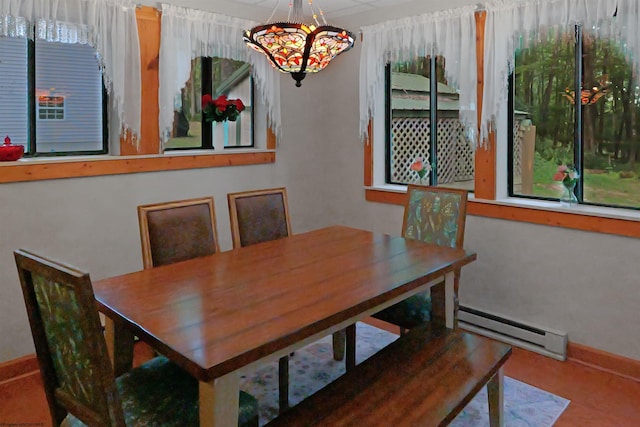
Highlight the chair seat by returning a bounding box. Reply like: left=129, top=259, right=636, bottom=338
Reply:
left=62, top=356, right=258, bottom=427
left=372, top=292, right=432, bottom=330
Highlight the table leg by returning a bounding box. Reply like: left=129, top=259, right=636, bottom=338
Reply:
left=487, top=367, right=504, bottom=427
left=103, top=316, right=134, bottom=376
left=199, top=373, right=239, bottom=427
left=430, top=271, right=455, bottom=329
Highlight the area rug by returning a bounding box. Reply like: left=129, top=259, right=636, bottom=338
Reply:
left=239, top=323, right=570, bottom=426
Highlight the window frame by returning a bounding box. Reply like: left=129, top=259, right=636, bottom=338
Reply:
left=16, top=36, right=109, bottom=157
left=507, top=23, right=640, bottom=211
left=385, top=61, right=438, bottom=186
left=384, top=58, right=476, bottom=189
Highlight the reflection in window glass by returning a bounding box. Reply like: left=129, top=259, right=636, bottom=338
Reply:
left=387, top=57, right=474, bottom=191
left=38, top=96, right=65, bottom=119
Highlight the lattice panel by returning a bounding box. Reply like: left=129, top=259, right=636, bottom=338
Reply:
left=513, top=121, right=523, bottom=176
left=390, top=118, right=432, bottom=185
left=390, top=118, right=475, bottom=185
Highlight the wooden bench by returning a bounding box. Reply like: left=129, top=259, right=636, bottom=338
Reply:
left=266, top=324, right=512, bottom=427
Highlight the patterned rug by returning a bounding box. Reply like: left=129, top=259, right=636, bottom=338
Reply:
left=239, top=323, right=570, bottom=426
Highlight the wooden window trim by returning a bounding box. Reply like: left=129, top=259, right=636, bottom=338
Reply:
left=0, top=151, right=276, bottom=183
left=363, top=10, right=640, bottom=239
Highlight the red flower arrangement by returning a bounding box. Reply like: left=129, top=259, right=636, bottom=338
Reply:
left=201, top=94, right=245, bottom=123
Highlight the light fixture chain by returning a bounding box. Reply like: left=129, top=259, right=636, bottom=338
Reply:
left=292, top=0, right=302, bottom=23
left=307, top=0, right=327, bottom=26
left=267, top=0, right=281, bottom=23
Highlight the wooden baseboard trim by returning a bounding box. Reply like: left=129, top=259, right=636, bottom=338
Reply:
left=568, top=342, right=640, bottom=383
left=0, top=354, right=38, bottom=383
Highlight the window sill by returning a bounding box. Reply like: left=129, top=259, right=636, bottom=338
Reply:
left=365, top=185, right=640, bottom=239
left=0, top=150, right=276, bottom=183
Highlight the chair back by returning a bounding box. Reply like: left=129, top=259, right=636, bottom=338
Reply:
left=137, top=197, right=220, bottom=269
left=227, top=187, right=292, bottom=248
left=402, top=185, right=468, bottom=248
left=14, top=249, right=125, bottom=427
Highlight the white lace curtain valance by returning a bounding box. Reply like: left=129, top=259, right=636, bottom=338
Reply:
left=0, top=0, right=141, bottom=141
left=359, top=5, right=478, bottom=147
left=159, top=3, right=281, bottom=147
left=480, top=0, right=640, bottom=144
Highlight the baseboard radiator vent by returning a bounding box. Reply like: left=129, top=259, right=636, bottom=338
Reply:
left=458, top=305, right=568, bottom=361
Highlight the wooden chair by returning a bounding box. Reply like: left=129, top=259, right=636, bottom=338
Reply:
left=14, top=248, right=258, bottom=427
left=137, top=196, right=220, bottom=269
left=227, top=188, right=293, bottom=413
left=227, top=187, right=292, bottom=249
left=373, top=185, right=468, bottom=329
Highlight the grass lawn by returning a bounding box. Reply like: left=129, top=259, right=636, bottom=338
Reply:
left=529, top=155, right=640, bottom=208
left=165, top=121, right=202, bottom=149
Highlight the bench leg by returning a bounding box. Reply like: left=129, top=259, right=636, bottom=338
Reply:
left=279, top=356, right=289, bottom=413
left=345, top=324, right=356, bottom=372
left=487, top=367, right=504, bottom=427
left=332, top=329, right=346, bottom=361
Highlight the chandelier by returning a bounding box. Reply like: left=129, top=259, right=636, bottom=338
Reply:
left=243, top=0, right=355, bottom=87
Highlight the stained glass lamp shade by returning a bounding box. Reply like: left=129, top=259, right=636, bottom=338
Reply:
left=243, top=0, right=355, bottom=87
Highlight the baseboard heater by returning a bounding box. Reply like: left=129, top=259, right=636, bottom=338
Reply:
left=458, top=305, right=568, bottom=361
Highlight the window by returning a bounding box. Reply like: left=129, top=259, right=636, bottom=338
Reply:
left=0, top=36, right=107, bottom=156
left=38, top=96, right=65, bottom=120
left=510, top=24, right=640, bottom=210
left=165, top=57, right=254, bottom=151
left=386, top=57, right=475, bottom=190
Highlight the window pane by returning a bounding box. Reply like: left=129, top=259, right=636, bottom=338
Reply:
left=512, top=30, right=575, bottom=199
left=210, top=57, right=253, bottom=149
left=389, top=58, right=433, bottom=185
left=166, top=58, right=203, bottom=149
left=35, top=41, right=104, bottom=153
left=582, top=31, right=640, bottom=209
left=433, top=56, right=475, bottom=191
left=0, top=37, right=29, bottom=151
left=388, top=57, right=474, bottom=190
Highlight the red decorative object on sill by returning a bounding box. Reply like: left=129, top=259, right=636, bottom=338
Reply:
left=0, top=136, right=24, bottom=161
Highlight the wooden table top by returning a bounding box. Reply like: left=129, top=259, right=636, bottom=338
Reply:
left=93, top=225, right=476, bottom=382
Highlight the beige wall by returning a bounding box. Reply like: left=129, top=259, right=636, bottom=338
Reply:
left=2, top=0, right=639, bottom=363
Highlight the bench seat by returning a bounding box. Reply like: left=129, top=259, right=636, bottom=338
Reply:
left=266, top=324, right=512, bottom=427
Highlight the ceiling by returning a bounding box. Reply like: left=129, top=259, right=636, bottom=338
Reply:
left=233, top=0, right=418, bottom=20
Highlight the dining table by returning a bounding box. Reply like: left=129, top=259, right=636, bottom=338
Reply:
left=93, top=225, right=477, bottom=427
